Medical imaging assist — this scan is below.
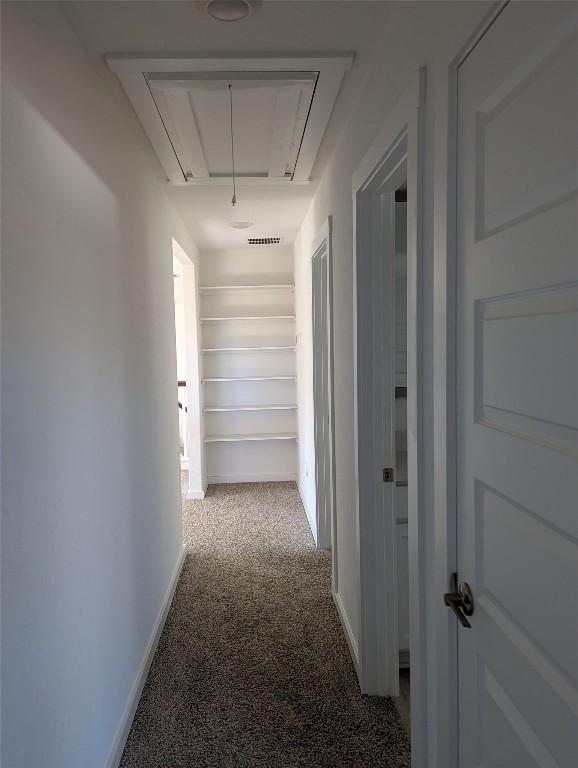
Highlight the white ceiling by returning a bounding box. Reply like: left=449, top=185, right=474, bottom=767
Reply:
left=64, top=1, right=391, bottom=250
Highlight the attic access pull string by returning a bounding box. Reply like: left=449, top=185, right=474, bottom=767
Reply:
left=228, top=83, right=237, bottom=207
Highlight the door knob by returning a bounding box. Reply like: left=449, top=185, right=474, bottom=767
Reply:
left=444, top=572, right=474, bottom=628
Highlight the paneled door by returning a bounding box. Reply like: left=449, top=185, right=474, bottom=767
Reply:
left=455, top=3, right=578, bottom=766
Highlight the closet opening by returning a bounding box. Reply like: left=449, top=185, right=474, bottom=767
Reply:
left=352, top=99, right=427, bottom=748
left=173, top=257, right=189, bottom=476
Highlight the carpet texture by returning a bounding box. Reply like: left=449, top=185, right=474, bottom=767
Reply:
left=120, top=480, right=411, bottom=767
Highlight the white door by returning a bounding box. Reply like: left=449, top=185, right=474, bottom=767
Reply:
left=456, top=3, right=578, bottom=766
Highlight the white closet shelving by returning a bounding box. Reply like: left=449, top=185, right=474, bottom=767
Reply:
left=200, top=316, right=295, bottom=323
left=204, top=432, right=298, bottom=443
left=202, top=345, right=296, bottom=353
left=202, top=375, right=296, bottom=382
left=200, top=247, right=298, bottom=484
left=199, top=284, right=295, bottom=294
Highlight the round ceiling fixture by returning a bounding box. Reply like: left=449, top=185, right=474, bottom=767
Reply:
left=229, top=221, right=254, bottom=230
left=207, top=1, right=251, bottom=22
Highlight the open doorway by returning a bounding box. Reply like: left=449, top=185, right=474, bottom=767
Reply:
left=393, top=184, right=410, bottom=730
left=171, top=239, right=206, bottom=500
left=173, top=259, right=189, bottom=472
left=352, top=71, right=427, bottom=752
left=354, top=130, right=408, bottom=694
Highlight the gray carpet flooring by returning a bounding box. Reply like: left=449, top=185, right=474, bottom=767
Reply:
left=120, top=479, right=411, bottom=767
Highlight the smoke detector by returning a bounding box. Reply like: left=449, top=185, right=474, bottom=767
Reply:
left=230, top=221, right=254, bottom=229
left=206, top=1, right=251, bottom=22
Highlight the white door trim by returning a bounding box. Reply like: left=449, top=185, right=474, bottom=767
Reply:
left=311, top=217, right=337, bottom=564
left=352, top=69, right=427, bottom=756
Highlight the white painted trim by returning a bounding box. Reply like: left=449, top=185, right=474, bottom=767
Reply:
left=107, top=55, right=353, bottom=183
left=406, top=66, right=429, bottom=768
left=180, top=456, right=189, bottom=470
left=332, top=591, right=359, bottom=673
left=186, top=487, right=206, bottom=500
left=311, top=218, right=330, bottom=256
left=297, top=479, right=317, bottom=544
left=324, top=218, right=338, bottom=590
left=116, top=72, right=184, bottom=182
left=105, top=548, right=185, bottom=768
left=207, top=473, right=297, bottom=484
left=351, top=75, right=417, bottom=192
left=107, top=54, right=354, bottom=76
left=310, top=217, right=336, bottom=561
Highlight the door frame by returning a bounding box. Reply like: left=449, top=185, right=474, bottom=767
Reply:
left=352, top=69, right=427, bottom=751
left=311, top=218, right=337, bottom=561
left=171, top=238, right=206, bottom=499
left=435, top=3, right=510, bottom=766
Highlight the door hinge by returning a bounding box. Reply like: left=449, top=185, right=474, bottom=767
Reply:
left=383, top=467, right=394, bottom=483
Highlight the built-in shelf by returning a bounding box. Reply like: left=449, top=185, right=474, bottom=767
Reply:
left=202, top=375, right=297, bottom=383
left=204, top=432, right=298, bottom=443
left=200, top=253, right=297, bottom=479
left=201, top=346, right=296, bottom=353
left=204, top=404, right=297, bottom=412
left=200, top=315, right=296, bottom=323
left=199, top=284, right=295, bottom=294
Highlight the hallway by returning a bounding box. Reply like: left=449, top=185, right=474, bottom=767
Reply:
left=120, top=479, right=410, bottom=767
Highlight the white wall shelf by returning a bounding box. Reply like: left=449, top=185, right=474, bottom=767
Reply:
left=200, top=315, right=296, bottom=323
left=204, top=404, right=297, bottom=412
left=204, top=432, right=298, bottom=443
left=202, top=375, right=296, bottom=382
left=201, top=346, right=296, bottom=353
left=200, top=284, right=295, bottom=294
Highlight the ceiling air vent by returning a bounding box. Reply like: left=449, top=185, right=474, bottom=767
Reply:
left=248, top=237, right=282, bottom=245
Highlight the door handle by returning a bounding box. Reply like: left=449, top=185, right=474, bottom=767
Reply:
left=444, top=572, right=474, bottom=629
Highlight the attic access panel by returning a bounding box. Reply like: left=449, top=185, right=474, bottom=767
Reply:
left=148, top=71, right=316, bottom=180
left=107, top=56, right=354, bottom=184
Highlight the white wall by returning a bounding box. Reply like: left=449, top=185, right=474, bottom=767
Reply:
left=293, top=1, right=490, bottom=762
left=1, top=3, right=200, bottom=766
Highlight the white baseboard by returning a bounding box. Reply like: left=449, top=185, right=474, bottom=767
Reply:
left=297, top=479, right=317, bottom=544
left=186, top=488, right=206, bottom=500
left=207, top=473, right=296, bottom=484
left=105, top=547, right=185, bottom=768
left=332, top=590, right=359, bottom=676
